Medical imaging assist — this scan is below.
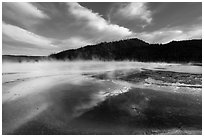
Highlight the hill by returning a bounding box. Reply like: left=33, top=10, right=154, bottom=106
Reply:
left=49, top=38, right=202, bottom=63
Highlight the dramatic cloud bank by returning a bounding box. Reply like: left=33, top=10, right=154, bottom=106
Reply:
left=3, top=22, right=55, bottom=48
left=66, top=3, right=133, bottom=42
left=2, top=2, right=202, bottom=55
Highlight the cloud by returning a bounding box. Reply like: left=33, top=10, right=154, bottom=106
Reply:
left=2, top=2, right=201, bottom=55
left=137, top=25, right=202, bottom=43
left=55, top=37, right=93, bottom=49
left=113, top=2, right=152, bottom=24
left=66, top=3, right=134, bottom=42
left=2, top=42, right=57, bottom=56
left=2, top=2, right=135, bottom=55
left=3, top=22, right=56, bottom=48
left=2, top=2, right=49, bottom=27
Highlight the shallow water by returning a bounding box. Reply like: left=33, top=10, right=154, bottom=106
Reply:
left=2, top=61, right=202, bottom=134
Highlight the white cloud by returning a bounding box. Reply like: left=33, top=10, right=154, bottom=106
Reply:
left=3, top=42, right=57, bottom=56
left=3, top=22, right=56, bottom=48
left=66, top=3, right=134, bottom=42
left=3, top=2, right=49, bottom=27
left=137, top=25, right=202, bottom=44
left=56, top=37, right=93, bottom=49
left=5, top=2, right=48, bottom=18
left=115, top=2, right=152, bottom=24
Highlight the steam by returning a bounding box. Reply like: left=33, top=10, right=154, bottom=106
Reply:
left=2, top=61, right=201, bottom=134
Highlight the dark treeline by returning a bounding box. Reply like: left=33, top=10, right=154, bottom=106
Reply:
left=50, top=38, right=202, bottom=63
left=2, top=55, right=48, bottom=63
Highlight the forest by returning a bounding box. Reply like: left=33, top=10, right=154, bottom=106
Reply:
left=49, top=38, right=202, bottom=63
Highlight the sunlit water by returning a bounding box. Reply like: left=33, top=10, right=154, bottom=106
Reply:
left=2, top=61, right=202, bottom=134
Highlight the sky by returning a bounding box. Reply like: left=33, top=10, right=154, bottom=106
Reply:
left=2, top=2, right=202, bottom=56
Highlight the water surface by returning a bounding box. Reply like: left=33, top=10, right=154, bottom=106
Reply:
left=2, top=61, right=202, bottom=134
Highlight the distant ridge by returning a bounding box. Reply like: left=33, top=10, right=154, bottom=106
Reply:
left=49, top=38, right=202, bottom=63
left=2, top=55, right=47, bottom=63
left=3, top=38, right=202, bottom=63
